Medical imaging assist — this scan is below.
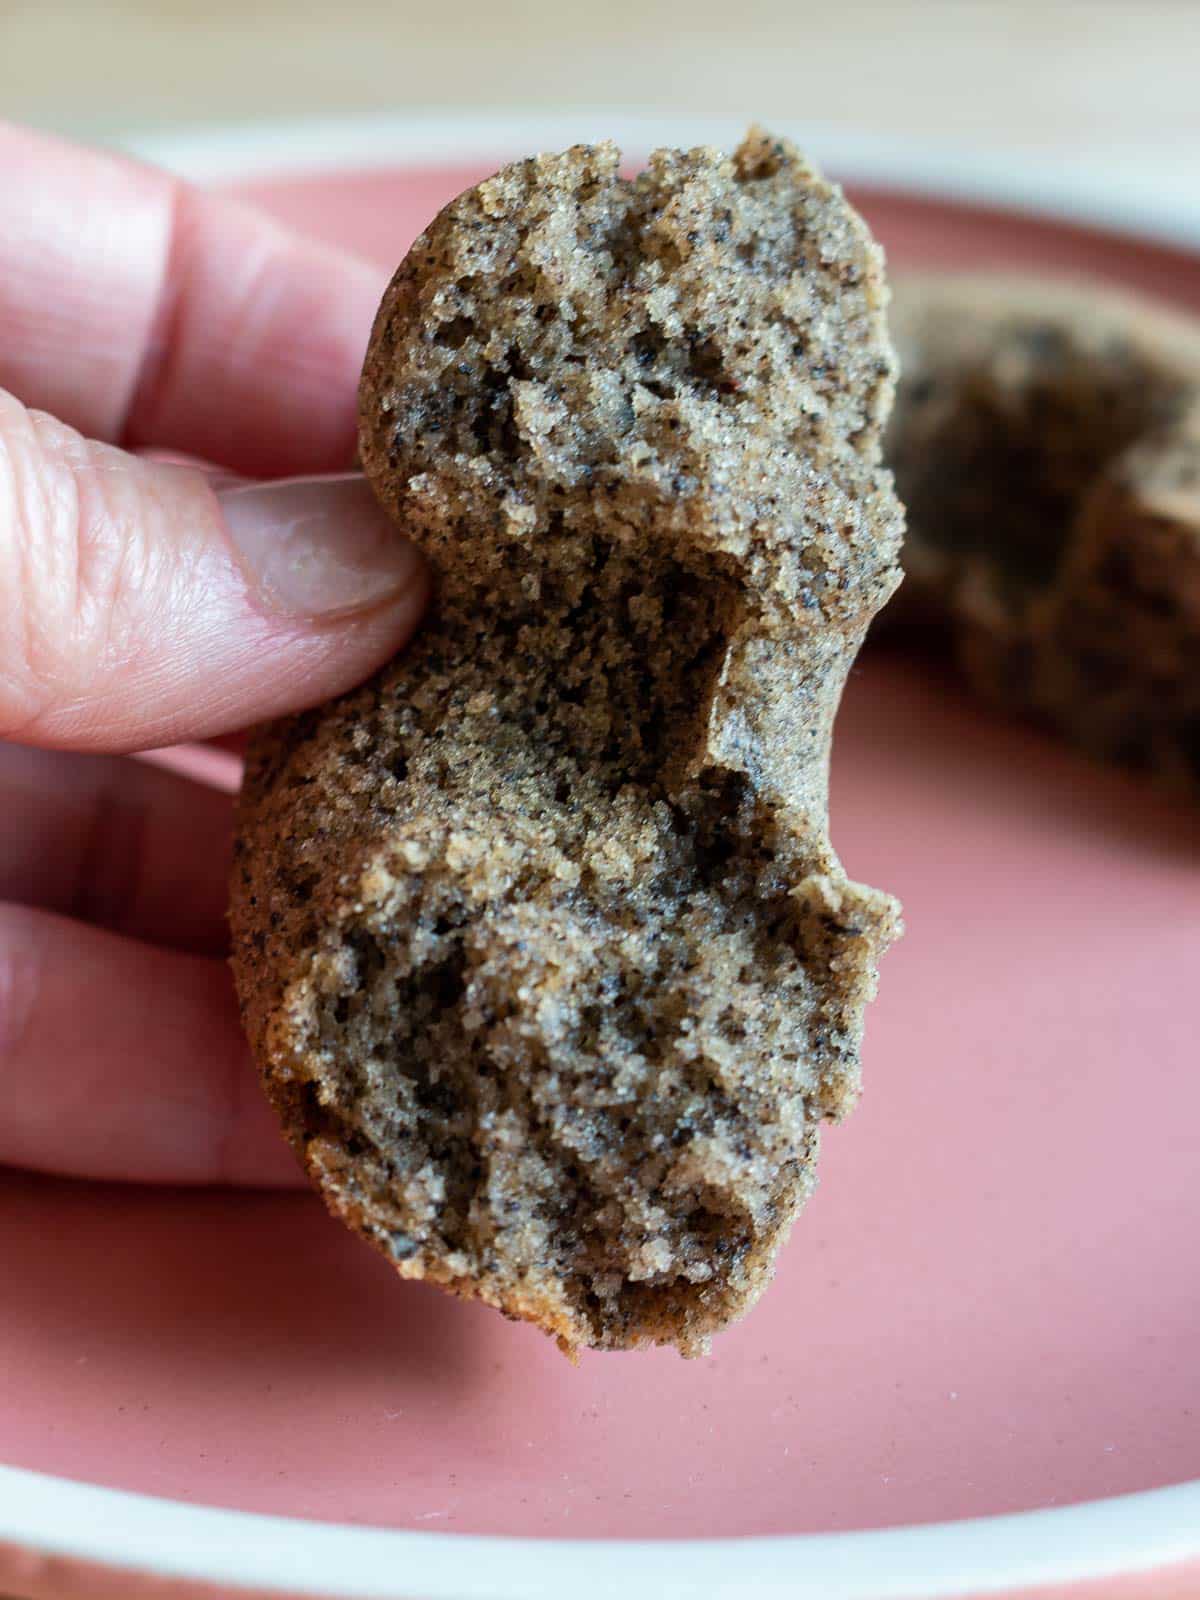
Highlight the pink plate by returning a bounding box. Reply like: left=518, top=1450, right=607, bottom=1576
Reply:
left=2, top=116, right=1199, bottom=1600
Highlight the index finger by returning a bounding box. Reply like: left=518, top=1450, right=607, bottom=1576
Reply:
left=0, top=121, right=387, bottom=477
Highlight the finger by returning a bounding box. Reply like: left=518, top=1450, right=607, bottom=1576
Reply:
left=0, top=905, right=304, bottom=1187
left=129, top=459, right=254, bottom=760
left=0, top=392, right=429, bottom=750
left=131, top=446, right=245, bottom=494
left=0, top=121, right=386, bottom=477
left=0, top=743, right=235, bottom=954
left=133, top=463, right=267, bottom=764
left=147, top=741, right=245, bottom=778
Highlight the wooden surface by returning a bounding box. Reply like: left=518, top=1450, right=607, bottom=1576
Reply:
left=4, top=0, right=1200, bottom=185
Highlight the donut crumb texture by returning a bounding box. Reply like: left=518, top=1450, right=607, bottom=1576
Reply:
left=887, top=274, right=1200, bottom=797
left=231, top=130, right=903, bottom=1355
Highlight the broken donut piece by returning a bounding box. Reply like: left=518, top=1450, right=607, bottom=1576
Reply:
left=887, top=273, right=1200, bottom=796
left=231, top=130, right=903, bottom=1355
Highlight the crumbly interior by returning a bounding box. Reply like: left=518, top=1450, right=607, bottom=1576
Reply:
left=886, top=275, right=1200, bottom=793
left=232, top=130, right=903, bottom=1355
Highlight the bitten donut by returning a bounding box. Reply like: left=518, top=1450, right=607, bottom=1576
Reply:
left=888, top=274, right=1200, bottom=795
left=230, top=130, right=903, bottom=1356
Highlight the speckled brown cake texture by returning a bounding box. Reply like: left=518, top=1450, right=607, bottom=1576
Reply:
left=887, top=274, right=1200, bottom=795
left=231, top=130, right=904, bottom=1356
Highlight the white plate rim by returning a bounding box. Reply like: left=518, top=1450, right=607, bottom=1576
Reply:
left=115, top=108, right=1200, bottom=252
left=2, top=1461, right=1200, bottom=1600
left=5, top=109, right=1198, bottom=1600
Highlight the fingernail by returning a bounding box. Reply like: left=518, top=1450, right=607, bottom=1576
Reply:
left=219, top=473, right=421, bottom=619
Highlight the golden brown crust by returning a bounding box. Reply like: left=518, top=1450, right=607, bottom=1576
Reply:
left=887, top=273, right=1200, bottom=794
left=231, top=130, right=902, bottom=1356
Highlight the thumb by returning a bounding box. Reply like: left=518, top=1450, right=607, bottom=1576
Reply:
left=0, top=391, right=427, bottom=751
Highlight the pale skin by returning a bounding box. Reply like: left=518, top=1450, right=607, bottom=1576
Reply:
left=0, top=123, right=431, bottom=1185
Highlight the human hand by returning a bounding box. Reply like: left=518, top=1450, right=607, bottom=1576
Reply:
left=0, top=123, right=429, bottom=1186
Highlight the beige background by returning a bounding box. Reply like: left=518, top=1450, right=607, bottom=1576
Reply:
left=4, top=0, right=1200, bottom=187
